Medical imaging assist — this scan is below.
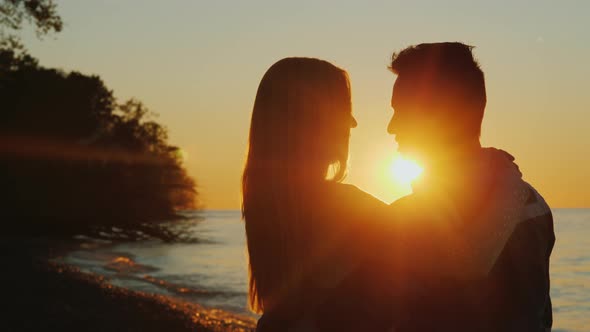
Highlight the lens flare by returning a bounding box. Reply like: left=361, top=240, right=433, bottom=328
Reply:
left=390, top=157, right=423, bottom=185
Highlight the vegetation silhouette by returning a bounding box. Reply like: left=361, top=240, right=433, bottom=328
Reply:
left=0, top=4, right=206, bottom=331
left=0, top=0, right=62, bottom=50
left=0, top=49, right=198, bottom=241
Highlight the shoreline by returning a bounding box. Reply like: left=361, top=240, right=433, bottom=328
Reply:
left=2, top=239, right=256, bottom=332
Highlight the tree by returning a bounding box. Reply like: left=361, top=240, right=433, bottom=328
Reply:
left=0, top=50, right=198, bottom=241
left=0, top=0, right=62, bottom=50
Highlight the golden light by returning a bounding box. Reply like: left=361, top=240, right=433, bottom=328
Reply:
left=175, top=148, right=189, bottom=162
left=390, top=157, right=423, bottom=185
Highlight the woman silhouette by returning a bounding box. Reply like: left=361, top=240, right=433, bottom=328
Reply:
left=242, top=57, right=389, bottom=330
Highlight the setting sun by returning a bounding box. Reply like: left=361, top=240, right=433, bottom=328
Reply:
left=390, top=157, right=423, bottom=185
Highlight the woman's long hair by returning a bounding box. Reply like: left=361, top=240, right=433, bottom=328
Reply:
left=242, top=57, right=353, bottom=313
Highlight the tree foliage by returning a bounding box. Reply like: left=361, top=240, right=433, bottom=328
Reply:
left=0, top=49, right=198, bottom=240
left=0, top=0, right=62, bottom=49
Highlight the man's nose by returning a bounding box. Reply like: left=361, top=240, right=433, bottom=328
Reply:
left=387, top=115, right=397, bottom=135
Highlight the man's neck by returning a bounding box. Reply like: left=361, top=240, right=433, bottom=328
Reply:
left=411, top=141, right=482, bottom=192
left=423, top=140, right=481, bottom=172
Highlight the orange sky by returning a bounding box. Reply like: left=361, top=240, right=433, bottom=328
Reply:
left=24, top=1, right=590, bottom=208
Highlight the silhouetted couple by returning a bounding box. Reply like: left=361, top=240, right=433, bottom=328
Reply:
left=242, top=42, right=555, bottom=332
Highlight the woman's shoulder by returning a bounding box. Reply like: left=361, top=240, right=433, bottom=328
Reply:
left=308, top=184, right=390, bottom=289
left=326, top=182, right=383, bottom=204
left=319, top=182, right=390, bottom=220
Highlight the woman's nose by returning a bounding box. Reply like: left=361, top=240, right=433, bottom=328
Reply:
left=351, top=115, right=358, bottom=128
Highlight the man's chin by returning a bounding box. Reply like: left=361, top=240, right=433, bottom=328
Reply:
left=397, top=146, right=418, bottom=158
left=397, top=147, right=427, bottom=164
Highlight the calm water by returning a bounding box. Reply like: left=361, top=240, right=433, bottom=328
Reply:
left=63, top=209, right=589, bottom=331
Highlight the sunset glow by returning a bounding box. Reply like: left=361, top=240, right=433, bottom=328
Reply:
left=390, top=157, right=423, bottom=185
left=21, top=1, right=590, bottom=208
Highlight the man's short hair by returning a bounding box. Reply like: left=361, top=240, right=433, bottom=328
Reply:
left=389, top=42, right=486, bottom=137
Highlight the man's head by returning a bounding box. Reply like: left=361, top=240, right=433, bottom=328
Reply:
left=388, top=42, right=486, bottom=163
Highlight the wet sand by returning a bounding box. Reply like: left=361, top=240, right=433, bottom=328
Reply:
left=2, top=240, right=256, bottom=332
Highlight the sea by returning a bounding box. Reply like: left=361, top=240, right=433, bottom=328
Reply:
left=62, top=209, right=589, bottom=332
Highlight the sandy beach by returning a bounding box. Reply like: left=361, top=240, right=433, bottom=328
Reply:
left=2, top=240, right=255, bottom=332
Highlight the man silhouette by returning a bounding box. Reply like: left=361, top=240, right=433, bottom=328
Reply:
left=382, top=42, right=555, bottom=331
